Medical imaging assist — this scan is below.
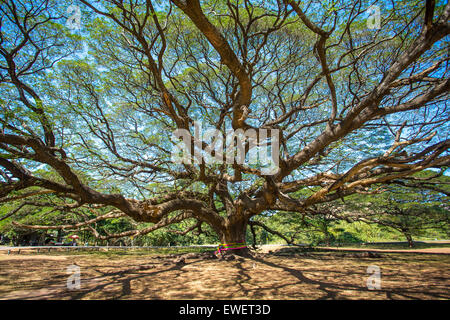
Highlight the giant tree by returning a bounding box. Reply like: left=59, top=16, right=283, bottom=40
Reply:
left=1, top=0, right=449, bottom=255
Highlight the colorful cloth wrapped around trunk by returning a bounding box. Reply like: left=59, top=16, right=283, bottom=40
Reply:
left=216, top=242, right=247, bottom=254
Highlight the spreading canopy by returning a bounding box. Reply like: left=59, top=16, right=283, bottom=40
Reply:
left=0, top=0, right=449, bottom=247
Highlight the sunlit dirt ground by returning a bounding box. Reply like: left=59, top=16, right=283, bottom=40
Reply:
left=0, top=250, right=448, bottom=300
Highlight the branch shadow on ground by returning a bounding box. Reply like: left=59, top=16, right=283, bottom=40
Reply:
left=244, top=254, right=449, bottom=300
left=1, top=253, right=448, bottom=300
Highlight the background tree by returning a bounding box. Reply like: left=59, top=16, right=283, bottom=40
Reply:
left=344, top=171, right=450, bottom=247
left=0, top=0, right=449, bottom=255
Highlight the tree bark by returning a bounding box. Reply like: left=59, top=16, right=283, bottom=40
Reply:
left=405, top=232, right=414, bottom=248
left=217, top=219, right=250, bottom=257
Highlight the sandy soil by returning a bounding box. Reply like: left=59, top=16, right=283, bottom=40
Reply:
left=0, top=251, right=448, bottom=300
left=0, top=255, right=69, bottom=261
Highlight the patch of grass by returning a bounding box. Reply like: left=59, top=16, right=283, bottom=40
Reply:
left=20, top=246, right=215, bottom=258
left=330, top=242, right=450, bottom=250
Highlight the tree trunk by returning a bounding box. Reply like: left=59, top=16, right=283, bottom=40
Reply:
left=405, top=232, right=414, bottom=248
left=218, top=220, right=250, bottom=257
